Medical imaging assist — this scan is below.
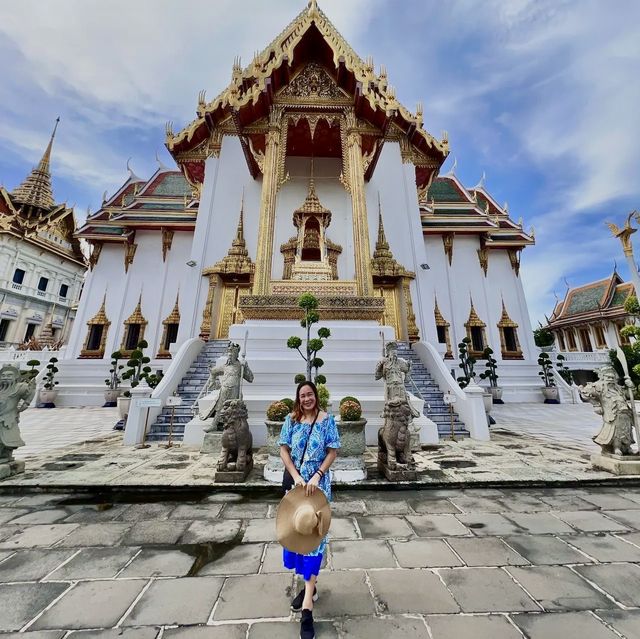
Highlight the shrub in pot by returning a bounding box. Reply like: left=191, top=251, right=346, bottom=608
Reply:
left=538, top=352, right=559, bottom=403
left=39, top=357, right=59, bottom=408
left=479, top=347, right=503, bottom=403
left=104, top=351, right=124, bottom=407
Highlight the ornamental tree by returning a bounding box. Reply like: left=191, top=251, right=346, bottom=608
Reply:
left=456, top=337, right=476, bottom=389
left=287, top=293, right=331, bottom=384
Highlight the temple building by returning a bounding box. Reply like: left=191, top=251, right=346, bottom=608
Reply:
left=0, top=119, right=86, bottom=349
left=61, top=0, right=540, bottom=425
left=546, top=272, right=635, bottom=354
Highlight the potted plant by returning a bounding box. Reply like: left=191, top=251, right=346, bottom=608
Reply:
left=533, top=326, right=555, bottom=352
left=555, top=353, right=573, bottom=385
left=336, top=397, right=367, bottom=480
left=104, top=351, right=124, bottom=407
left=25, top=359, right=41, bottom=381
left=479, top=347, right=502, bottom=403
left=39, top=357, right=59, bottom=408
left=287, top=293, right=331, bottom=384
left=538, top=352, right=559, bottom=403
left=264, top=399, right=293, bottom=482
left=118, top=340, right=152, bottom=419
left=456, top=337, right=476, bottom=389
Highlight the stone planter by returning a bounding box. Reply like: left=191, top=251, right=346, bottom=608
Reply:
left=117, top=396, right=131, bottom=420
left=334, top=418, right=367, bottom=482
left=103, top=389, right=121, bottom=408
left=264, top=419, right=285, bottom=483
left=482, top=392, right=493, bottom=414
left=38, top=389, right=57, bottom=408
left=542, top=386, right=560, bottom=404
left=490, top=387, right=504, bottom=404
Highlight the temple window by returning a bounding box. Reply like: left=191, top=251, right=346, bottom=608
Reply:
left=594, top=324, right=607, bottom=349
left=59, top=284, right=69, bottom=298
left=24, top=323, right=37, bottom=342
left=579, top=328, right=593, bottom=352
left=566, top=329, right=578, bottom=350
left=120, top=296, right=147, bottom=355
left=470, top=326, right=485, bottom=352
left=12, top=268, right=25, bottom=285
left=557, top=331, right=567, bottom=351
left=434, top=297, right=452, bottom=358
left=497, top=301, right=523, bottom=359
left=80, top=295, right=110, bottom=358
left=465, top=298, right=488, bottom=358
left=0, top=319, right=11, bottom=342
left=37, top=276, right=48, bottom=292
left=157, top=294, right=181, bottom=358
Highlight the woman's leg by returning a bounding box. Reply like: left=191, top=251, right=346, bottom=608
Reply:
left=302, top=574, right=317, bottom=610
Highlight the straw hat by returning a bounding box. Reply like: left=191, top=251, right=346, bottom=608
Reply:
left=276, top=485, right=332, bottom=554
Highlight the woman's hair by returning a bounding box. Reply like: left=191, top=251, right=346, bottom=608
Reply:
left=292, top=380, right=319, bottom=422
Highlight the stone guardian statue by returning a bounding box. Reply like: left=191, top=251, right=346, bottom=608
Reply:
left=0, top=364, right=36, bottom=478
left=375, top=341, right=420, bottom=418
left=202, top=342, right=254, bottom=433
left=580, top=365, right=636, bottom=456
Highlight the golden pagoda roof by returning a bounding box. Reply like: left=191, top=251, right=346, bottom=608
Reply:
left=295, top=179, right=331, bottom=217
left=124, top=295, right=148, bottom=325
left=87, top=294, right=110, bottom=326
left=206, top=202, right=255, bottom=277
left=12, top=118, right=59, bottom=211
left=434, top=296, right=450, bottom=327
left=371, top=202, right=414, bottom=280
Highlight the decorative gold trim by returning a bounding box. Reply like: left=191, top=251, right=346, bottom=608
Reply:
left=240, top=294, right=384, bottom=321
left=161, top=228, right=174, bottom=262
left=434, top=296, right=453, bottom=358
left=442, top=233, right=454, bottom=265
left=88, top=241, right=102, bottom=271
left=508, top=249, right=521, bottom=276
left=124, top=242, right=137, bottom=274
left=497, top=299, right=523, bottom=359
left=157, top=293, right=180, bottom=358
left=199, top=275, right=217, bottom=340
left=120, top=294, right=148, bottom=354
left=477, top=246, right=489, bottom=276
left=465, top=296, right=488, bottom=357
left=402, top=279, right=420, bottom=343
left=80, top=293, right=110, bottom=359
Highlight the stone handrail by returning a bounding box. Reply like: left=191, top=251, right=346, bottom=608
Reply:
left=559, top=351, right=610, bottom=363
left=411, top=341, right=490, bottom=440
left=123, top=338, right=205, bottom=446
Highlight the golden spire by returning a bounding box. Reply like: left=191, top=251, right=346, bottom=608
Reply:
left=88, top=293, right=110, bottom=326
left=125, top=294, right=147, bottom=325
left=163, top=292, right=181, bottom=325
left=372, top=194, right=393, bottom=260
left=208, top=194, right=254, bottom=276
left=12, top=117, right=59, bottom=211
left=296, top=177, right=331, bottom=216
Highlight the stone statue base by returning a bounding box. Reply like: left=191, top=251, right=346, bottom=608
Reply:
left=264, top=456, right=284, bottom=483
left=333, top=457, right=367, bottom=482
left=377, top=459, right=417, bottom=482
left=215, top=458, right=253, bottom=483
left=591, top=453, right=640, bottom=476
left=201, top=431, right=223, bottom=456
left=0, top=458, right=25, bottom=480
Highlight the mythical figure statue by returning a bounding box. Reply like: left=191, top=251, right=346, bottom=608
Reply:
left=375, top=341, right=420, bottom=418
left=378, top=398, right=414, bottom=470
left=202, top=342, right=254, bottom=432
left=580, top=365, right=636, bottom=456
left=0, top=365, right=36, bottom=464
left=216, top=399, right=253, bottom=473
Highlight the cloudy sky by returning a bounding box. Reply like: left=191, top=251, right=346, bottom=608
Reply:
left=1, top=0, right=639, bottom=324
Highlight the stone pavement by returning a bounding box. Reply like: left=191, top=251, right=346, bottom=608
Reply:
left=1, top=486, right=640, bottom=637
left=0, top=425, right=621, bottom=490
left=14, top=408, right=119, bottom=460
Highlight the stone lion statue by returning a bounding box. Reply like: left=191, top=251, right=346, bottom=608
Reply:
left=217, top=399, right=253, bottom=472
left=378, top=398, right=414, bottom=470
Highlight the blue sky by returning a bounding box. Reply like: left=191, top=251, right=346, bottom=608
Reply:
left=1, top=0, right=639, bottom=324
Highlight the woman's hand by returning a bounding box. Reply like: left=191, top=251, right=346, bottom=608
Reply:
left=305, top=472, right=321, bottom=496
left=294, top=473, right=305, bottom=488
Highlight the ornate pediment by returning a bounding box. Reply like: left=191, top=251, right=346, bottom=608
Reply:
left=278, top=63, right=350, bottom=103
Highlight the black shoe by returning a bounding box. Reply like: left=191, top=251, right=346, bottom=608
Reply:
left=300, top=609, right=315, bottom=639
left=291, top=586, right=318, bottom=611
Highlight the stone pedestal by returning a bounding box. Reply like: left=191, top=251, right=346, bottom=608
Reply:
left=591, top=453, right=640, bottom=476
left=0, top=459, right=25, bottom=480
left=201, top=431, right=223, bottom=456
left=377, top=460, right=417, bottom=482
left=215, top=459, right=253, bottom=483
left=334, top=419, right=367, bottom=482
left=264, top=420, right=285, bottom=482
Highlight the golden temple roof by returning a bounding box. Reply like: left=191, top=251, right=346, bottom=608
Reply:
left=12, top=118, right=59, bottom=211
left=296, top=179, right=331, bottom=216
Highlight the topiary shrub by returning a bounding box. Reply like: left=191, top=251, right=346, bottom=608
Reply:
left=317, top=383, right=330, bottom=411
left=266, top=400, right=290, bottom=422
left=279, top=397, right=294, bottom=411
left=340, top=400, right=362, bottom=422
left=340, top=396, right=361, bottom=407
left=294, top=373, right=306, bottom=384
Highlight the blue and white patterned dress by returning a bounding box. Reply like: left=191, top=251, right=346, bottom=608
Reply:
left=279, top=413, right=341, bottom=580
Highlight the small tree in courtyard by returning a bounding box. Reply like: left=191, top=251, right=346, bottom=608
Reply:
left=287, top=293, right=331, bottom=384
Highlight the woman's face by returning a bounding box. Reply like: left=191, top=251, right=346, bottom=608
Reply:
left=298, top=384, right=317, bottom=413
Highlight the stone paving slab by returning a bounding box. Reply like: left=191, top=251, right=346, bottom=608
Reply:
left=511, top=611, right=619, bottom=639
left=55, top=523, right=132, bottom=547
left=67, top=629, right=159, bottom=638
left=565, top=532, right=640, bottom=562
left=446, top=537, right=529, bottom=567
left=164, top=626, right=247, bottom=639
left=46, top=547, right=140, bottom=580
left=404, top=514, right=469, bottom=537
left=118, top=548, right=194, bottom=578
left=356, top=515, right=413, bottom=539
left=506, top=565, right=614, bottom=611
left=598, top=609, right=640, bottom=639
left=123, top=577, right=224, bottom=626
left=574, top=563, right=640, bottom=607
left=426, top=614, right=523, bottom=639
left=329, top=540, right=396, bottom=570
left=339, top=616, right=429, bottom=638
left=312, top=571, right=377, bottom=618
left=249, top=621, right=338, bottom=638
left=213, top=574, right=291, bottom=620
left=390, top=539, right=463, bottom=568
left=0, top=549, right=77, bottom=582
left=0, top=582, right=70, bottom=632
left=554, top=510, right=631, bottom=533
left=368, top=569, right=460, bottom=614
left=120, top=521, right=189, bottom=546
left=0, top=632, right=66, bottom=639
left=439, top=567, right=540, bottom=612
left=0, top=524, right=79, bottom=549
left=502, top=512, right=576, bottom=534
left=504, top=535, right=593, bottom=565
left=199, top=543, right=264, bottom=576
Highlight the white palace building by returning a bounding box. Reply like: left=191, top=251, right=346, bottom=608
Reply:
left=52, top=1, right=546, bottom=441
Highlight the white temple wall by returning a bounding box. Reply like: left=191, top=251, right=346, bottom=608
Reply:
left=423, top=234, right=457, bottom=345
left=274, top=157, right=354, bottom=281
left=178, top=136, right=261, bottom=343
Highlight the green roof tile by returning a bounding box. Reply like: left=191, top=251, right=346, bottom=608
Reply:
left=427, top=178, right=468, bottom=203
left=564, top=283, right=607, bottom=315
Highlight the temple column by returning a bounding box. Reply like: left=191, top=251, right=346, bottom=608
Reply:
left=345, top=111, right=373, bottom=297
left=253, top=109, right=283, bottom=295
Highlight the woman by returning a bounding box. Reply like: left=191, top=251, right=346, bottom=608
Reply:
left=279, top=381, right=340, bottom=639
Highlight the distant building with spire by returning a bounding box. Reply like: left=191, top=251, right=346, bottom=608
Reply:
left=0, top=118, right=86, bottom=348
